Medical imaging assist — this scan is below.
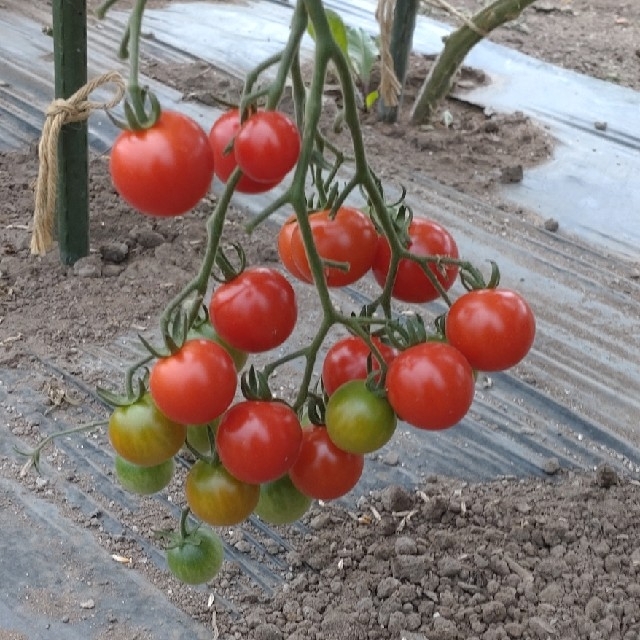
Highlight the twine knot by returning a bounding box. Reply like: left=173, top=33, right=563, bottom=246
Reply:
left=30, top=70, right=126, bottom=256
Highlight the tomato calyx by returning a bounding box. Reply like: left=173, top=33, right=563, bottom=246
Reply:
left=387, top=314, right=440, bottom=351
left=240, top=365, right=273, bottom=401
left=459, top=260, right=501, bottom=291
left=182, top=423, right=219, bottom=465
left=96, top=375, right=147, bottom=408
left=107, top=86, right=163, bottom=132
left=305, top=388, right=328, bottom=426
left=212, top=243, right=247, bottom=283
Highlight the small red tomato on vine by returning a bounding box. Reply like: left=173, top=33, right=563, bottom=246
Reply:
left=386, top=342, right=475, bottom=430
left=373, top=218, right=459, bottom=303
left=289, top=425, right=364, bottom=501
left=322, top=335, right=397, bottom=396
left=216, top=401, right=303, bottom=484
left=233, top=110, right=301, bottom=184
left=277, top=215, right=312, bottom=283
left=208, top=109, right=279, bottom=193
left=290, top=207, right=378, bottom=287
left=110, top=110, right=214, bottom=216
left=445, top=288, right=536, bottom=371
left=209, top=267, right=297, bottom=353
left=149, top=339, right=237, bottom=425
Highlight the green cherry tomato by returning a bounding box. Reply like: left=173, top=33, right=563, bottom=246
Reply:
left=166, top=526, right=224, bottom=585
left=108, top=393, right=186, bottom=467
left=255, top=475, right=312, bottom=525
left=114, top=455, right=174, bottom=495
left=325, top=380, right=397, bottom=454
left=187, top=321, right=248, bottom=372
left=184, top=422, right=218, bottom=456
left=185, top=461, right=259, bottom=527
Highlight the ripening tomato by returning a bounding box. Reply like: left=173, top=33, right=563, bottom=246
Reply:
left=233, top=111, right=300, bottom=184
left=186, top=461, right=259, bottom=527
left=108, top=393, right=186, bottom=467
left=208, top=109, right=279, bottom=193
left=216, top=401, right=303, bottom=484
left=445, top=288, right=536, bottom=371
left=372, top=218, right=459, bottom=303
left=114, top=455, right=174, bottom=495
left=110, top=110, right=214, bottom=216
left=325, top=380, right=397, bottom=454
left=209, top=267, right=297, bottom=353
left=290, top=207, right=378, bottom=287
left=322, top=335, right=398, bottom=396
left=289, top=425, right=364, bottom=501
left=149, top=339, right=237, bottom=425
left=166, top=526, right=224, bottom=585
left=386, top=342, right=475, bottom=430
left=277, top=215, right=312, bottom=282
left=255, top=474, right=312, bottom=525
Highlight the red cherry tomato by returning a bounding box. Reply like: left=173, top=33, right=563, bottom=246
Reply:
left=209, top=267, right=297, bottom=353
left=289, top=425, right=364, bottom=501
left=386, top=342, right=475, bottom=430
left=208, top=109, right=279, bottom=193
left=290, top=207, right=378, bottom=287
left=110, top=110, right=214, bottom=216
left=372, top=218, right=459, bottom=303
left=216, top=401, right=303, bottom=484
left=322, top=335, right=397, bottom=396
left=277, top=215, right=312, bottom=283
left=149, top=339, right=237, bottom=425
left=233, top=111, right=301, bottom=184
left=446, top=288, right=536, bottom=371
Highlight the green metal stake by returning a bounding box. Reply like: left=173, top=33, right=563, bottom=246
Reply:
left=53, top=0, right=89, bottom=265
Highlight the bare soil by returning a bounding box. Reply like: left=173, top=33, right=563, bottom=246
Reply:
left=2, top=1, right=640, bottom=639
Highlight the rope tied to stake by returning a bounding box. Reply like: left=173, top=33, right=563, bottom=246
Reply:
left=30, top=70, right=126, bottom=256
left=376, top=0, right=402, bottom=107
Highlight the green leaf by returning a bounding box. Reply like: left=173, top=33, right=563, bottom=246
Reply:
left=364, top=89, right=379, bottom=111
left=307, top=8, right=349, bottom=56
left=346, top=26, right=379, bottom=86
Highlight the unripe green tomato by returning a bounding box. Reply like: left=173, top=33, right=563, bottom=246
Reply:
left=255, top=475, right=312, bottom=525
left=114, top=455, right=174, bottom=495
left=166, top=526, right=224, bottom=585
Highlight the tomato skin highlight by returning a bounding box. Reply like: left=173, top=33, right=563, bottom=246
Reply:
left=289, top=425, right=364, bottom=501
left=372, top=218, right=459, bottom=303
left=114, top=455, right=174, bottom=495
left=166, top=526, right=224, bottom=585
left=322, top=335, right=397, bottom=396
left=255, top=474, right=312, bottom=525
left=325, top=380, right=397, bottom=454
left=386, top=342, right=475, bottom=430
left=290, top=207, right=378, bottom=287
left=186, top=461, right=259, bottom=527
left=216, top=401, right=303, bottom=484
left=110, top=110, right=214, bottom=216
left=209, top=267, right=297, bottom=353
left=149, top=339, right=237, bottom=425
left=445, top=288, right=536, bottom=371
left=234, top=111, right=301, bottom=184
left=208, top=109, right=279, bottom=193
left=108, top=394, right=187, bottom=467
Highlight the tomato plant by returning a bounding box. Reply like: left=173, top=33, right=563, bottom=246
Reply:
left=114, top=455, right=174, bottom=495
left=208, top=109, right=279, bottom=193
left=233, top=110, right=301, bottom=184
left=386, top=342, right=475, bottom=430
left=277, top=215, right=312, bottom=282
left=149, top=338, right=237, bottom=425
left=186, top=461, right=259, bottom=527
left=108, top=394, right=186, bottom=467
left=322, top=335, right=397, bottom=396
left=255, top=474, right=312, bottom=525
left=216, top=401, right=302, bottom=484
left=209, top=267, right=297, bottom=353
left=289, top=207, right=378, bottom=286
left=110, top=110, right=214, bottom=216
left=325, top=380, right=397, bottom=454
left=166, top=524, right=224, bottom=585
left=445, top=288, right=536, bottom=371
left=372, top=218, right=459, bottom=302
left=289, top=425, right=364, bottom=500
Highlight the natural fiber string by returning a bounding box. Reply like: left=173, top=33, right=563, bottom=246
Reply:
left=30, top=70, right=126, bottom=256
left=375, top=0, right=402, bottom=107
left=422, top=0, right=489, bottom=37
